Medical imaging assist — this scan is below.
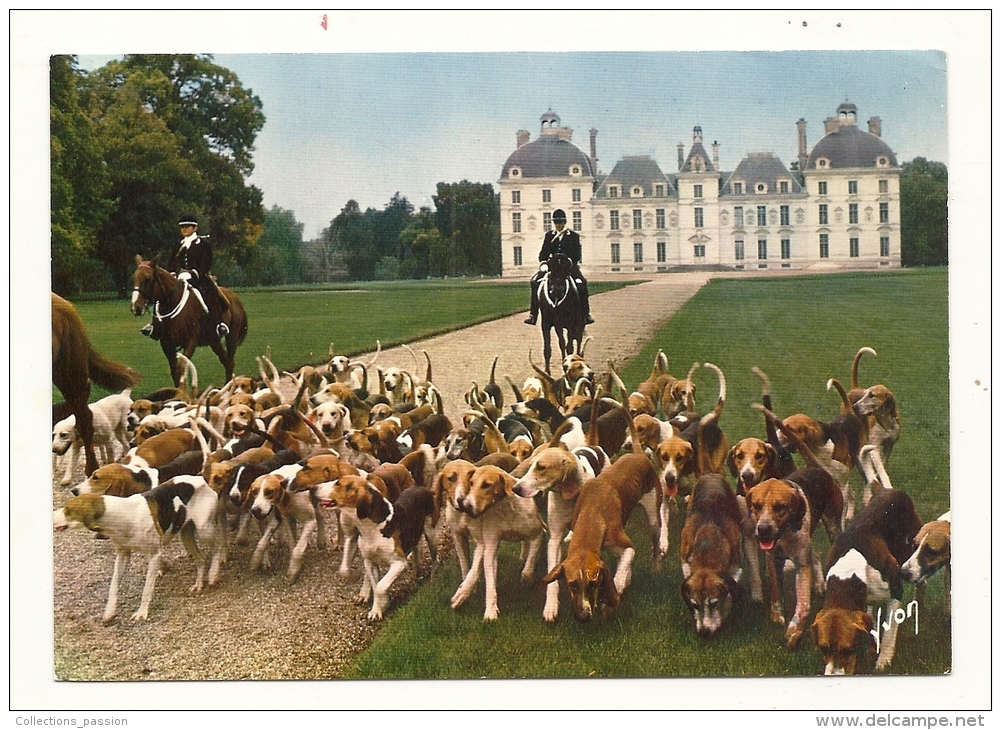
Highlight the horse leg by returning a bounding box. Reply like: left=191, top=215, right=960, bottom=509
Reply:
left=73, top=394, right=98, bottom=476
left=208, top=338, right=232, bottom=384
left=556, top=327, right=568, bottom=365
left=543, top=326, right=553, bottom=375
left=161, top=340, right=181, bottom=388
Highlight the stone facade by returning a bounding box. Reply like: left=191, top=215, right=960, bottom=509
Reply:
left=499, top=104, right=902, bottom=276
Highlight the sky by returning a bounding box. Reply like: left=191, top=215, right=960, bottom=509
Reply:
left=73, top=48, right=947, bottom=240
left=9, top=9, right=991, bottom=713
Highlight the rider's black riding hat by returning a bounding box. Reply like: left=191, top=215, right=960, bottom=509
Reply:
left=552, top=209, right=567, bottom=223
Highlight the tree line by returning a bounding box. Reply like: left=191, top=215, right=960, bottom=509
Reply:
left=50, top=54, right=502, bottom=296
left=50, top=53, right=945, bottom=296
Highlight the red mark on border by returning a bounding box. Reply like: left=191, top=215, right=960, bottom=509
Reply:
left=321, top=14, right=328, bottom=30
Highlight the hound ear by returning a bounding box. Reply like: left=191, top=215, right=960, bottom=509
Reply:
left=854, top=611, right=876, bottom=651
left=764, top=442, right=777, bottom=470
left=558, top=478, right=581, bottom=504
left=789, top=490, right=807, bottom=533
left=726, top=446, right=738, bottom=477
left=542, top=563, right=565, bottom=585
left=724, top=575, right=743, bottom=603
left=599, top=566, right=620, bottom=608
left=355, top=488, right=372, bottom=520
left=884, top=393, right=896, bottom=414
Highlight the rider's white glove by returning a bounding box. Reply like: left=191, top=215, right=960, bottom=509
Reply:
left=539, top=263, right=549, bottom=273
left=178, top=271, right=192, bottom=282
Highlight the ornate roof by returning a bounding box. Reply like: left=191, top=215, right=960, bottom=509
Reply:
left=724, top=153, right=803, bottom=195
left=501, top=134, right=595, bottom=180
left=595, top=156, right=671, bottom=199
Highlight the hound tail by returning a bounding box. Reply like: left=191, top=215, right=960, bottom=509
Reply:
left=601, top=396, right=644, bottom=457
left=701, top=362, right=726, bottom=425
left=751, top=403, right=826, bottom=472
left=851, top=347, right=877, bottom=390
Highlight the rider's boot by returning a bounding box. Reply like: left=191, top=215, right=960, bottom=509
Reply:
left=524, top=278, right=540, bottom=325
left=578, top=279, right=595, bottom=325
left=140, top=323, right=154, bottom=338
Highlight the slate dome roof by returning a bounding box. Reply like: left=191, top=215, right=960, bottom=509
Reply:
left=807, top=123, right=898, bottom=170
left=501, top=135, right=595, bottom=179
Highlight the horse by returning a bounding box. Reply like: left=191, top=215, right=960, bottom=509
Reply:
left=52, top=293, right=141, bottom=477
left=130, top=255, right=248, bottom=387
left=535, top=253, right=586, bottom=374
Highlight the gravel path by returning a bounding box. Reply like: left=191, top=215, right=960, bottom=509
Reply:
left=51, top=273, right=710, bottom=681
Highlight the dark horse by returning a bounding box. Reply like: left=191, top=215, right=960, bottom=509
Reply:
left=52, top=293, right=141, bottom=476
left=535, top=253, right=586, bottom=374
left=130, top=255, right=248, bottom=387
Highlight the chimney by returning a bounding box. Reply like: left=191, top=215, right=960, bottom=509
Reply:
left=516, top=130, right=530, bottom=148
left=589, top=128, right=598, bottom=172
left=868, top=117, right=882, bottom=137
left=556, top=126, right=573, bottom=142
left=712, top=141, right=719, bottom=171
left=693, top=126, right=703, bottom=144
left=797, top=118, right=808, bottom=171
left=824, top=117, right=839, bottom=135
left=678, top=143, right=685, bottom=171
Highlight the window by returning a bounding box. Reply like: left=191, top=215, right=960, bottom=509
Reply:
left=570, top=165, right=580, bottom=175
left=609, top=186, right=619, bottom=198
left=657, top=240, right=666, bottom=262
left=572, top=188, right=581, bottom=202
left=656, top=209, right=666, bottom=229
left=733, top=182, right=743, bottom=194
left=757, top=239, right=768, bottom=260
left=848, top=180, right=858, bottom=195
left=879, top=179, right=889, bottom=194
left=633, top=209, right=643, bottom=230
left=819, top=233, right=830, bottom=259
left=734, top=240, right=745, bottom=260
left=543, top=212, right=552, bottom=231
left=542, top=189, right=551, bottom=203
left=757, top=206, right=767, bottom=227
left=610, top=210, right=619, bottom=230
left=781, top=239, right=791, bottom=259
left=734, top=207, right=744, bottom=228
left=694, top=184, right=703, bottom=198
left=572, top=211, right=582, bottom=230
left=512, top=190, right=521, bottom=204
left=880, top=236, right=890, bottom=256
left=693, top=244, right=706, bottom=258
left=818, top=181, right=828, bottom=195
left=849, top=203, right=859, bottom=225
left=610, top=243, right=621, bottom=264
left=819, top=204, right=828, bottom=225
left=513, top=246, right=523, bottom=266
left=512, top=212, right=521, bottom=233
left=755, top=183, right=767, bottom=194
left=779, top=181, right=789, bottom=193
left=780, top=205, right=789, bottom=226
left=632, top=186, right=643, bottom=197
left=879, top=202, right=889, bottom=223
left=694, top=208, right=704, bottom=228
left=633, top=242, right=644, bottom=263
left=655, top=184, right=665, bottom=197
left=850, top=237, right=860, bottom=258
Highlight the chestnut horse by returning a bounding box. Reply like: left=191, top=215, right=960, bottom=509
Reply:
left=130, top=255, right=248, bottom=387
left=52, top=293, right=141, bottom=476
left=536, top=253, right=585, bottom=374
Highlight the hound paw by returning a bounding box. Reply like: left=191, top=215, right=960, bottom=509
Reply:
left=543, top=601, right=560, bottom=623
left=189, top=582, right=204, bottom=594
left=367, top=609, right=384, bottom=621
left=450, top=588, right=472, bottom=610
left=785, top=622, right=804, bottom=649
left=353, top=593, right=368, bottom=605
left=770, top=603, right=785, bottom=625
left=101, top=612, right=117, bottom=625
left=131, top=609, right=149, bottom=622
left=483, top=606, right=500, bottom=621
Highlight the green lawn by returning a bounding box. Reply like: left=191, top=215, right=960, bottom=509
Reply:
left=346, top=268, right=950, bottom=679
left=67, top=279, right=628, bottom=397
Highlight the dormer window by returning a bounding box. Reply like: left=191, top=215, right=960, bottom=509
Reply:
left=779, top=181, right=789, bottom=193
left=755, top=182, right=768, bottom=194
left=655, top=184, right=665, bottom=197
left=733, top=182, right=743, bottom=194
left=877, top=157, right=889, bottom=167
left=509, top=166, right=521, bottom=178
left=816, top=158, right=829, bottom=169
left=608, top=186, right=619, bottom=198
left=569, top=164, right=582, bottom=177
left=631, top=186, right=643, bottom=198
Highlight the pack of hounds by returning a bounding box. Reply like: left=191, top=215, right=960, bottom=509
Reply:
left=53, top=341, right=949, bottom=676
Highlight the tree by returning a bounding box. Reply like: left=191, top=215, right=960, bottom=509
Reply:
left=433, top=181, right=501, bottom=276
left=80, top=54, right=266, bottom=294
left=50, top=55, right=113, bottom=294
left=325, top=200, right=378, bottom=281
left=397, top=207, right=440, bottom=280
left=899, top=158, right=948, bottom=267
left=246, top=206, right=306, bottom=285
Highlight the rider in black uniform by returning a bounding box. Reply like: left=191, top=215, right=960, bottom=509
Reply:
left=524, top=208, right=594, bottom=326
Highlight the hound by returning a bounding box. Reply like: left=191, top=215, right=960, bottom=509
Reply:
left=901, top=511, right=951, bottom=618
left=53, top=476, right=224, bottom=623
left=245, top=471, right=325, bottom=583
left=449, top=465, right=546, bottom=621
left=52, top=389, right=133, bottom=485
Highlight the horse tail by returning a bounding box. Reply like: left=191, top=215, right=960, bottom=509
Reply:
left=88, top=348, right=141, bottom=392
